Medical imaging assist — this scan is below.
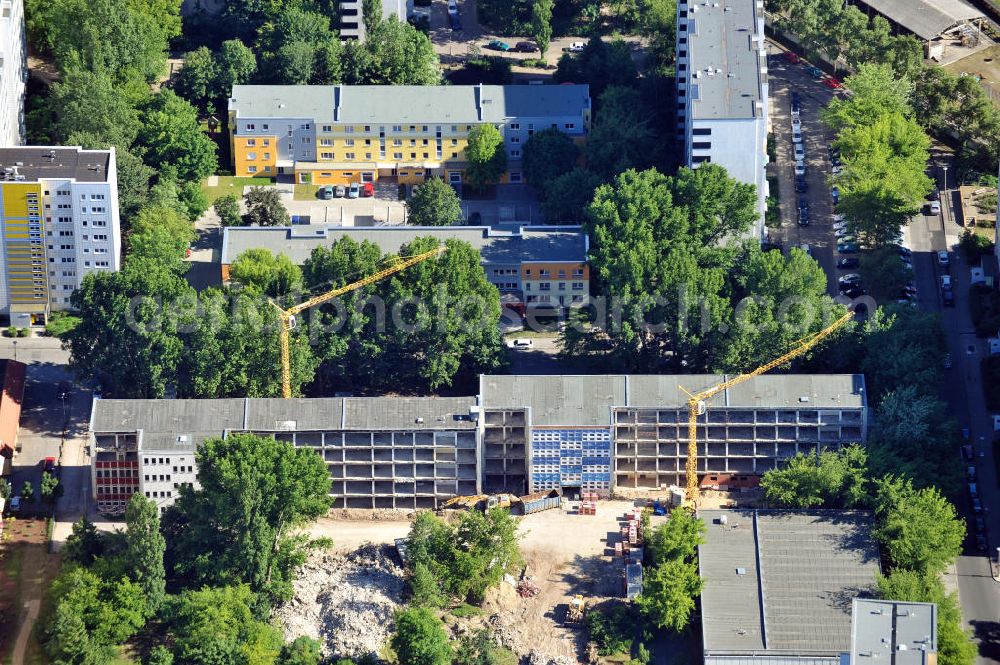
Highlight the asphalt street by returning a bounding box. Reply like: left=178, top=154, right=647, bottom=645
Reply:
left=767, top=39, right=1000, bottom=659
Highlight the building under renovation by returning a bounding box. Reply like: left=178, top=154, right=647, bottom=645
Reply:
left=89, top=374, right=867, bottom=513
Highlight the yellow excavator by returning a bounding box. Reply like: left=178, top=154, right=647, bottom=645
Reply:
left=682, top=310, right=855, bottom=505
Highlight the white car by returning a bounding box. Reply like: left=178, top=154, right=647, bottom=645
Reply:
left=567, top=41, right=585, bottom=52
left=832, top=165, right=844, bottom=176
left=832, top=213, right=845, bottom=223
left=833, top=220, right=849, bottom=231
left=507, top=338, right=533, bottom=349
left=792, top=127, right=803, bottom=144
left=835, top=227, right=853, bottom=238
left=794, top=163, right=806, bottom=176
left=794, top=144, right=805, bottom=161
left=929, top=200, right=941, bottom=215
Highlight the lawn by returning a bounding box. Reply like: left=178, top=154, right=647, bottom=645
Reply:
left=294, top=183, right=323, bottom=201
left=201, top=176, right=274, bottom=205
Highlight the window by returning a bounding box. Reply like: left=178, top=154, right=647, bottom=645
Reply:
left=393, top=152, right=403, bottom=159
left=263, top=139, right=270, bottom=146
left=558, top=283, right=566, bottom=291
left=246, top=139, right=256, bottom=146
left=345, top=152, right=355, bottom=159
left=692, top=127, right=711, bottom=135
left=410, top=152, right=416, bottom=159
left=510, top=123, right=520, bottom=130
left=393, top=139, right=403, bottom=147
left=96, top=260, right=109, bottom=267
left=564, top=123, right=575, bottom=129
left=322, top=125, right=332, bottom=132
left=392, top=125, right=402, bottom=132
left=509, top=172, right=522, bottom=183
left=246, top=123, right=255, bottom=131
left=262, top=124, right=269, bottom=131
left=320, top=139, right=333, bottom=146
left=248, top=165, right=257, bottom=173
left=510, top=137, right=520, bottom=144
left=94, top=234, right=108, bottom=241
left=511, top=150, right=521, bottom=158
left=692, top=141, right=711, bottom=149
left=345, top=139, right=355, bottom=147
left=409, top=125, right=416, bottom=132
left=409, top=139, right=416, bottom=147
left=450, top=139, right=458, bottom=146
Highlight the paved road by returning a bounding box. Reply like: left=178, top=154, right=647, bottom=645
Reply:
left=0, top=336, right=94, bottom=543
left=765, top=42, right=841, bottom=294
left=906, top=169, right=1000, bottom=661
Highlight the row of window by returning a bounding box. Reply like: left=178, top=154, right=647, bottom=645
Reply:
left=525, top=268, right=585, bottom=278
left=526, top=294, right=584, bottom=303
left=526, top=282, right=585, bottom=291
left=96, top=468, right=137, bottom=478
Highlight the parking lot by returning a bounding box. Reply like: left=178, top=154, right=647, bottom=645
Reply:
left=766, top=42, right=843, bottom=296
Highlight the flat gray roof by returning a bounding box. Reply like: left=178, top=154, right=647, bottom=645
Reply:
left=220, top=225, right=588, bottom=266
left=851, top=599, right=937, bottom=665
left=687, top=0, right=766, bottom=120
left=481, top=375, right=866, bottom=426
left=0, top=147, right=113, bottom=183
left=854, top=0, right=984, bottom=40
left=699, top=510, right=881, bottom=656
left=229, top=85, right=591, bottom=125
left=91, top=396, right=478, bottom=451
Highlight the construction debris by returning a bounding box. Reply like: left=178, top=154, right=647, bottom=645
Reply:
left=517, top=580, right=540, bottom=598
left=275, top=545, right=406, bottom=659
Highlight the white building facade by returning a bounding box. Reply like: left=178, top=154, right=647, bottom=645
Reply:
left=677, top=0, right=770, bottom=239
left=0, top=0, right=25, bottom=147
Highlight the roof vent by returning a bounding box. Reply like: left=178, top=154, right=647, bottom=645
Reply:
left=176, top=435, right=189, bottom=443
left=897, top=645, right=908, bottom=652
left=415, top=417, right=424, bottom=424
left=735, top=567, right=746, bottom=575
left=798, top=396, right=810, bottom=403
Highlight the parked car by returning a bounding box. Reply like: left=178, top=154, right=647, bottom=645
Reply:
left=797, top=208, right=810, bottom=226
left=837, top=235, right=857, bottom=245
left=928, top=188, right=940, bottom=201
left=838, top=273, right=862, bottom=286
left=347, top=182, right=360, bottom=198
left=943, top=353, right=953, bottom=369
left=972, top=497, right=982, bottom=514
left=968, top=465, right=977, bottom=481
left=43, top=456, right=57, bottom=473
left=943, top=290, right=955, bottom=307
left=794, top=162, right=806, bottom=177
left=449, top=12, right=462, bottom=30
left=794, top=144, right=805, bottom=162
left=832, top=213, right=845, bottom=223
left=783, top=51, right=800, bottom=63
left=361, top=182, right=374, bottom=197
left=8, top=496, right=19, bottom=512
left=318, top=185, right=335, bottom=200
left=795, top=176, right=808, bottom=193
left=941, top=274, right=952, bottom=291
left=806, top=65, right=823, bottom=79
left=487, top=39, right=511, bottom=51
left=841, top=285, right=866, bottom=298
left=977, top=534, right=988, bottom=551
left=823, top=77, right=843, bottom=89
left=334, top=185, right=346, bottom=198
left=975, top=516, right=985, bottom=532
left=835, top=227, right=853, bottom=238
left=831, top=186, right=840, bottom=205
left=791, top=91, right=801, bottom=115
left=567, top=41, right=585, bottom=52
left=792, top=126, right=803, bottom=144
left=837, top=257, right=859, bottom=269
left=837, top=242, right=859, bottom=254
left=507, top=338, right=533, bottom=349
left=515, top=41, right=538, bottom=52
left=929, top=200, right=941, bottom=215
left=938, top=250, right=950, bottom=268
left=833, top=220, right=849, bottom=231
left=963, top=443, right=974, bottom=459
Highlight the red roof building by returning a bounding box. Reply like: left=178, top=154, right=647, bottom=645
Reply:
left=0, top=359, right=25, bottom=458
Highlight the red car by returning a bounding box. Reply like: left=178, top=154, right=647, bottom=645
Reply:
left=361, top=182, right=374, bottom=197
left=782, top=51, right=800, bottom=64
left=43, top=456, right=57, bottom=473
left=823, top=77, right=843, bottom=89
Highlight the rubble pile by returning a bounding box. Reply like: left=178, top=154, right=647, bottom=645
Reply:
left=276, top=545, right=406, bottom=659
left=516, top=580, right=540, bottom=598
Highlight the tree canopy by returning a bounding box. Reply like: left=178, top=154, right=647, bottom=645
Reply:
left=406, top=178, right=462, bottom=226
left=522, top=128, right=580, bottom=195
left=760, top=446, right=869, bottom=509
left=229, top=249, right=303, bottom=297
left=465, top=125, right=507, bottom=190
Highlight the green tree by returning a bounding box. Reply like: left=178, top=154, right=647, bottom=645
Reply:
left=409, top=561, right=446, bottom=608
left=114, top=147, right=156, bottom=221
left=647, top=508, right=705, bottom=566
left=585, top=86, right=654, bottom=180
left=541, top=168, right=601, bottom=223
left=278, top=636, right=322, bottom=665
left=760, top=446, right=869, bottom=508
left=163, top=433, right=331, bottom=604
left=858, top=306, right=944, bottom=403
left=229, top=249, right=303, bottom=296
left=874, top=476, right=965, bottom=576
left=217, top=39, right=259, bottom=95
left=67, top=264, right=192, bottom=398
left=128, top=204, right=196, bottom=271
left=363, top=0, right=383, bottom=31
left=529, top=0, right=553, bottom=58
left=244, top=187, right=291, bottom=226
left=176, top=46, right=218, bottom=110
left=637, top=559, right=703, bottom=632
left=522, top=128, right=580, bottom=196
left=64, top=517, right=106, bottom=566
left=360, top=19, right=441, bottom=85
left=876, top=570, right=976, bottom=665
left=125, top=495, right=166, bottom=613
left=554, top=38, right=637, bottom=100
left=137, top=90, right=219, bottom=182
left=168, top=585, right=284, bottom=665
left=822, top=63, right=913, bottom=133
left=406, top=177, right=462, bottom=226
left=48, top=68, right=143, bottom=147
left=44, top=567, right=147, bottom=664
left=465, top=124, right=507, bottom=190
left=454, top=628, right=516, bottom=665
left=147, top=645, right=174, bottom=665
left=391, top=607, right=452, bottom=665
left=40, top=471, right=63, bottom=511
left=21, top=479, right=34, bottom=502
left=214, top=194, right=243, bottom=227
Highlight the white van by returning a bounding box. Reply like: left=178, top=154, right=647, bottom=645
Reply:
left=794, top=144, right=805, bottom=161
left=508, top=338, right=533, bottom=349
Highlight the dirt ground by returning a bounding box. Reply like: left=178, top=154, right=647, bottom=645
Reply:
left=945, top=44, right=1000, bottom=108
left=309, top=500, right=654, bottom=662
left=0, top=518, right=60, bottom=665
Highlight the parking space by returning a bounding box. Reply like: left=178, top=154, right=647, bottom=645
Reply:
left=765, top=42, right=842, bottom=296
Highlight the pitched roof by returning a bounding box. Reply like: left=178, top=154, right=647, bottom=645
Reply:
left=855, top=0, right=984, bottom=40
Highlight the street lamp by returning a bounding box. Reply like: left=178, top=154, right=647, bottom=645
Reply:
left=942, top=165, right=949, bottom=191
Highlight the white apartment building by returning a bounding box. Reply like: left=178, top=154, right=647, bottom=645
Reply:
left=676, top=0, right=769, bottom=239
left=0, top=0, right=25, bottom=146
left=0, top=147, right=122, bottom=326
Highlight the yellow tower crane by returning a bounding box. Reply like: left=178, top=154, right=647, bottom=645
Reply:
left=271, top=246, right=447, bottom=398
left=683, top=310, right=856, bottom=503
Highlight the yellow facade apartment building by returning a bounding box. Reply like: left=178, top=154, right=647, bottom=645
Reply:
left=228, top=84, right=591, bottom=186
